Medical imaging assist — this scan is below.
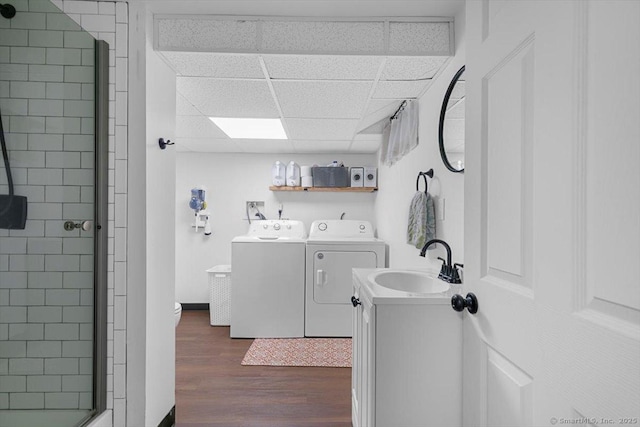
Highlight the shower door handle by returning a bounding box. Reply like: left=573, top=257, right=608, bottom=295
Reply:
left=64, top=220, right=93, bottom=232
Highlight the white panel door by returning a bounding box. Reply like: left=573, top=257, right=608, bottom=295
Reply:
left=464, top=1, right=640, bottom=426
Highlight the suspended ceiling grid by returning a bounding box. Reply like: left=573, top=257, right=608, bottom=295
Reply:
left=156, top=16, right=455, bottom=154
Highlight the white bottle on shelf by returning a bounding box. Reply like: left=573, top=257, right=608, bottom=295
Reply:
left=272, top=161, right=285, bottom=186
left=286, top=161, right=301, bottom=187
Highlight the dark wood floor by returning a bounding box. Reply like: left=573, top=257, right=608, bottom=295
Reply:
left=175, top=311, right=352, bottom=427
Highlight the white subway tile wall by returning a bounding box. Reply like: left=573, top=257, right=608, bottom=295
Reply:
left=0, top=0, right=127, bottom=423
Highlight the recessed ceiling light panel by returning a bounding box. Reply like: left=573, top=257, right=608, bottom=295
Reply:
left=209, top=117, right=288, bottom=139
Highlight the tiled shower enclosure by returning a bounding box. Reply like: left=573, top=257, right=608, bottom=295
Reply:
left=0, top=1, right=109, bottom=426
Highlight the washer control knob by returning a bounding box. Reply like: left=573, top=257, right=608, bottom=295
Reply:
left=359, top=224, right=366, bottom=230
left=263, top=224, right=268, bottom=229
left=318, top=222, right=327, bottom=231
left=273, top=223, right=281, bottom=230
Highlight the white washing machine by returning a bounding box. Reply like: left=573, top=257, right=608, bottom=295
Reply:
left=305, top=220, right=386, bottom=337
left=230, top=220, right=306, bottom=338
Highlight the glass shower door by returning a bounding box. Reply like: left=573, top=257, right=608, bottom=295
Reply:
left=0, top=1, right=107, bottom=426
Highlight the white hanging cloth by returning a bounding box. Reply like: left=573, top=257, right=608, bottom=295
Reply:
left=380, top=100, right=419, bottom=166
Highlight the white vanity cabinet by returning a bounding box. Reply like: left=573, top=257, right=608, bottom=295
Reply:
left=352, top=281, right=375, bottom=427
left=352, top=269, right=463, bottom=427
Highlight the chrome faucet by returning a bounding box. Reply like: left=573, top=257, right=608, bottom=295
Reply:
left=419, top=239, right=462, bottom=284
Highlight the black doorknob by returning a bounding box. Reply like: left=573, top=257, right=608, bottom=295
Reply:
left=451, top=293, right=478, bottom=314
left=351, top=296, right=361, bottom=307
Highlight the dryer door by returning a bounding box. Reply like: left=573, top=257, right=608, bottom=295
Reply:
left=313, top=250, right=377, bottom=304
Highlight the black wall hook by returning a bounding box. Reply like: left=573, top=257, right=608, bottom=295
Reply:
left=158, top=138, right=174, bottom=150
left=416, top=169, right=434, bottom=193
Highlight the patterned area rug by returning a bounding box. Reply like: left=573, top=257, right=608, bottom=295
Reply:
left=241, top=338, right=352, bottom=368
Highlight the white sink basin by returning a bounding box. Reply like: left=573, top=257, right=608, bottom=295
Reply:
left=368, top=270, right=449, bottom=294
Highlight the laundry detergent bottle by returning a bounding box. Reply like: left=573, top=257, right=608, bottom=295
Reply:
left=272, top=161, right=285, bottom=186
left=286, top=161, right=301, bottom=187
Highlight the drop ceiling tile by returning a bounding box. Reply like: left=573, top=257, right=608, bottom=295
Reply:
left=292, top=140, right=352, bottom=153
left=177, top=77, right=279, bottom=118
left=285, top=118, right=359, bottom=140
left=161, top=52, right=264, bottom=78
left=178, top=137, right=242, bottom=153
left=364, top=99, right=404, bottom=117
left=358, top=100, right=401, bottom=132
left=234, top=139, right=295, bottom=153
left=388, top=22, right=451, bottom=54
left=176, top=93, right=201, bottom=116
left=418, top=80, right=435, bottom=97
left=350, top=138, right=382, bottom=153
left=176, top=116, right=228, bottom=139
left=261, top=21, right=384, bottom=53
left=380, top=56, right=448, bottom=80
left=157, top=18, right=258, bottom=51
left=263, top=55, right=382, bottom=81
left=372, top=80, right=430, bottom=99
left=273, top=80, right=372, bottom=119
left=358, top=112, right=390, bottom=133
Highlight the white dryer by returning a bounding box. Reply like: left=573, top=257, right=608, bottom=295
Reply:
left=230, top=220, right=306, bottom=338
left=305, top=220, right=385, bottom=337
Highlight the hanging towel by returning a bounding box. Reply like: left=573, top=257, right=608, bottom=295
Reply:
left=407, top=191, right=436, bottom=249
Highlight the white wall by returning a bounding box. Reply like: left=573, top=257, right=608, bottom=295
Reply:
left=126, top=2, right=176, bottom=426
left=144, top=30, right=176, bottom=427
left=125, top=5, right=146, bottom=425
left=175, top=153, right=376, bottom=303
left=375, top=8, right=465, bottom=271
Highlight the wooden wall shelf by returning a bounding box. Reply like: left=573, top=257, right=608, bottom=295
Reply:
left=269, top=186, right=378, bottom=193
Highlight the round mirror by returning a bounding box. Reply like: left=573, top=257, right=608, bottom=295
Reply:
left=438, top=65, right=465, bottom=173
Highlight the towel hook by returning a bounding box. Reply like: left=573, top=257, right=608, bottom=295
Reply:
left=416, top=169, right=434, bottom=193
